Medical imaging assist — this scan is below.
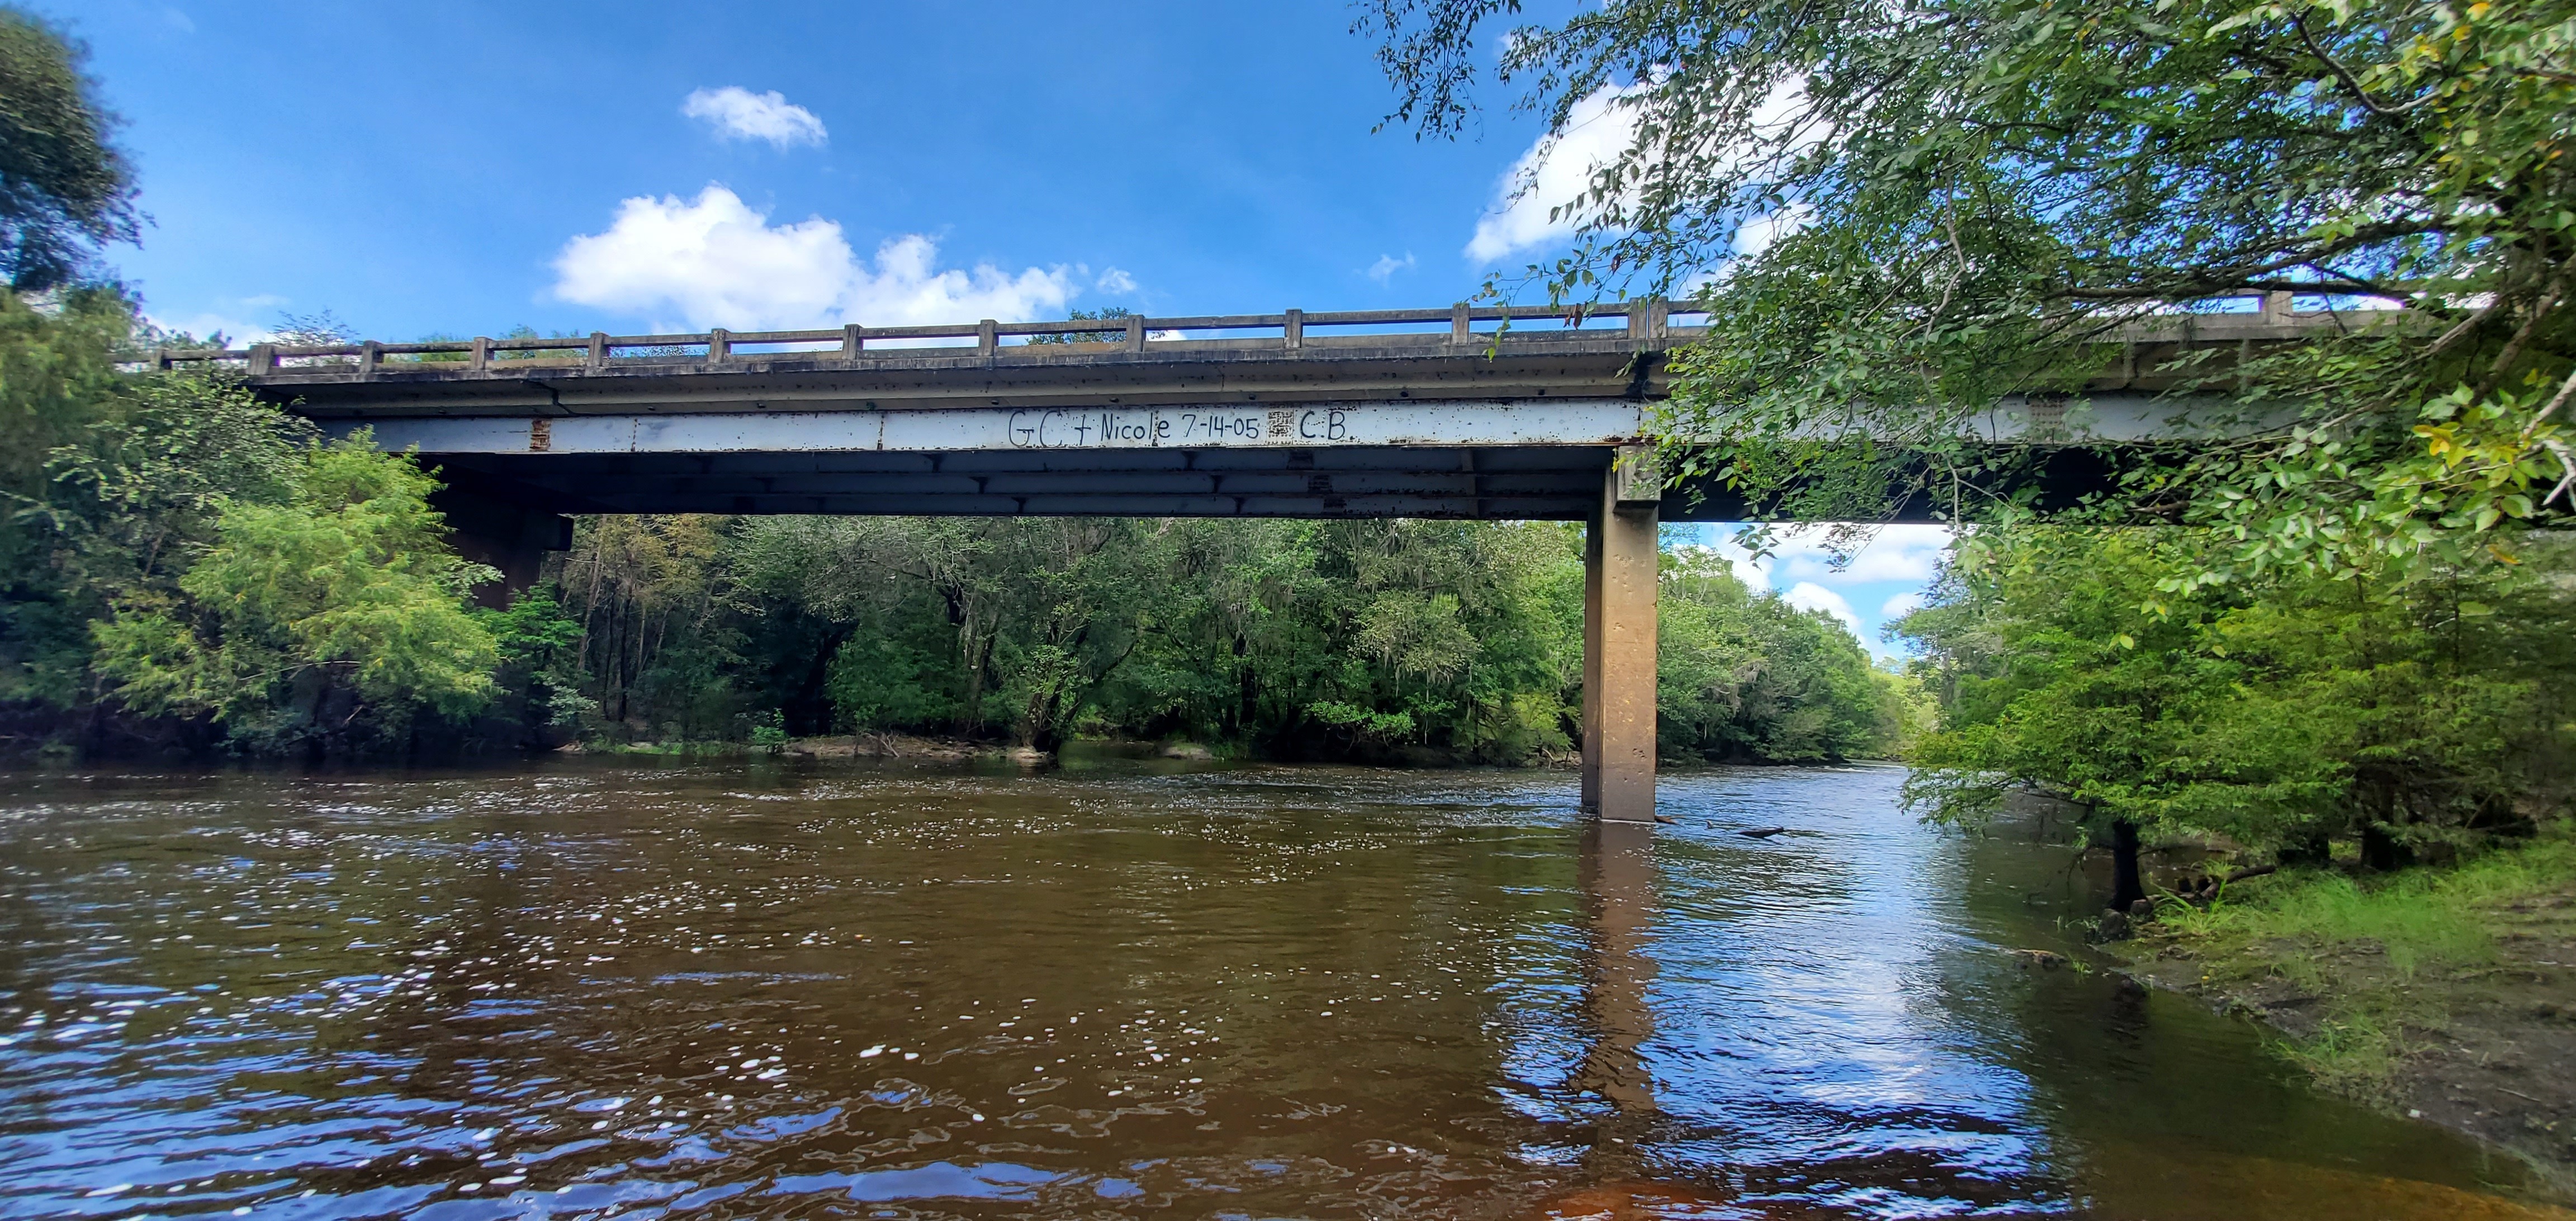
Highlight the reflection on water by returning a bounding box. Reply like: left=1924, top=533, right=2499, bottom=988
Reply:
left=0, top=760, right=2559, bottom=1219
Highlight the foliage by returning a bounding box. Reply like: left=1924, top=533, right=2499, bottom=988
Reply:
left=1897, top=525, right=2576, bottom=861
left=0, top=291, right=513, bottom=757
left=1021, top=306, right=1138, bottom=346
left=1659, top=547, right=1907, bottom=763
left=0, top=7, right=138, bottom=288
left=0, top=287, right=182, bottom=703
left=472, top=584, right=593, bottom=738
left=90, top=436, right=502, bottom=749
left=572, top=513, right=1906, bottom=762
left=555, top=514, right=735, bottom=737
left=1365, top=0, right=2576, bottom=580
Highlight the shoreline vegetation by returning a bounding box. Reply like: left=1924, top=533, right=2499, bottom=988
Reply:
left=2111, top=830, right=2576, bottom=1189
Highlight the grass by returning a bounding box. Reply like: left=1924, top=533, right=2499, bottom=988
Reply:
left=2137, top=827, right=2576, bottom=1096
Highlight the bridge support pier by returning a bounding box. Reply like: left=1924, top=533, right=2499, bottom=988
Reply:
left=431, top=487, right=572, bottom=609
left=1581, top=446, right=1660, bottom=825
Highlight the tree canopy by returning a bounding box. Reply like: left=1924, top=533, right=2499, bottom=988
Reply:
left=1366, top=0, right=2576, bottom=578
left=0, top=7, right=138, bottom=289
left=1897, top=524, right=2575, bottom=887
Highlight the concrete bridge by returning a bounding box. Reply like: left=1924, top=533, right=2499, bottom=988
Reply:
left=163, top=296, right=2346, bottom=822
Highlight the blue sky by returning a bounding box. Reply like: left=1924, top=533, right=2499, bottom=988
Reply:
left=45, top=0, right=1944, bottom=654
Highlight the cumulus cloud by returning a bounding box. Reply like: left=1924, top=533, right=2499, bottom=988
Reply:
left=1767, top=524, right=1953, bottom=588
left=1467, top=83, right=1820, bottom=265
left=683, top=87, right=828, bottom=148
left=144, top=292, right=300, bottom=346
left=1684, top=524, right=1948, bottom=659
left=1366, top=253, right=1417, bottom=284
left=551, top=184, right=1078, bottom=332
left=1467, top=87, right=1642, bottom=263
left=1691, top=523, right=1952, bottom=590
left=1095, top=267, right=1138, bottom=295
left=147, top=311, right=269, bottom=345
left=1784, top=582, right=1864, bottom=638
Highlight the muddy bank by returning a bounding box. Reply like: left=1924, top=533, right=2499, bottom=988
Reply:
left=2111, top=867, right=2576, bottom=1186
left=776, top=733, right=1019, bottom=762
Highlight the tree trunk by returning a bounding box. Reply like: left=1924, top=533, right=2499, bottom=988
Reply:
left=787, top=621, right=854, bottom=736
left=2109, top=818, right=2147, bottom=912
left=958, top=624, right=993, bottom=736
left=2361, top=822, right=2414, bottom=872
left=2277, top=831, right=2332, bottom=868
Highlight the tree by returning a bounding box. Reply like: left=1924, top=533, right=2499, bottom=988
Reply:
left=1659, top=547, right=1903, bottom=763
left=1896, top=527, right=2575, bottom=896
left=0, top=8, right=139, bottom=288
left=0, top=287, right=159, bottom=704
left=708, top=513, right=1902, bottom=763
left=1365, top=1, right=2576, bottom=579
left=1021, top=306, right=1137, bottom=346
left=554, top=513, right=734, bottom=733
left=91, top=437, right=503, bottom=753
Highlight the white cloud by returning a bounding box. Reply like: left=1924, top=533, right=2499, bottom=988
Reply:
left=1880, top=591, right=1926, bottom=620
left=1366, top=253, right=1417, bottom=284
left=145, top=311, right=269, bottom=346
left=1467, top=86, right=1642, bottom=263
left=1784, top=582, right=1864, bottom=638
left=144, top=292, right=297, bottom=345
left=682, top=87, right=828, bottom=149
left=1095, top=268, right=1138, bottom=295
left=551, top=184, right=1078, bottom=332
left=1689, top=523, right=1952, bottom=590
left=1467, top=82, right=1821, bottom=266
left=1767, top=524, right=1953, bottom=588
left=1697, top=533, right=1775, bottom=589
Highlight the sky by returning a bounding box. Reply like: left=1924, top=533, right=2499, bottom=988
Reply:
left=44, top=0, right=1947, bottom=655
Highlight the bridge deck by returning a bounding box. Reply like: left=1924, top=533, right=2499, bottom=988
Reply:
left=160, top=297, right=2362, bottom=521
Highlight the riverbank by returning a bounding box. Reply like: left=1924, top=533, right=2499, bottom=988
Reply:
left=2115, top=829, right=2576, bottom=1184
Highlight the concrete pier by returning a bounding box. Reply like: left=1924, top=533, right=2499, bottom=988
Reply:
left=430, top=487, right=571, bottom=608
left=1581, top=446, right=1660, bottom=824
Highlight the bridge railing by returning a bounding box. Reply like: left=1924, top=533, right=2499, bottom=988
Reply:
left=136, top=301, right=1720, bottom=376
left=132, top=291, right=2376, bottom=376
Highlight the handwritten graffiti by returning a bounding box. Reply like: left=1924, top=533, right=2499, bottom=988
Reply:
left=1006, top=409, right=1354, bottom=448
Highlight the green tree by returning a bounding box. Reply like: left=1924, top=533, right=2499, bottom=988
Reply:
left=1897, top=526, right=2575, bottom=903
left=0, top=288, right=171, bottom=703
left=0, top=8, right=139, bottom=288
left=1020, top=306, right=1138, bottom=346
left=91, top=437, right=502, bottom=751
left=1659, top=547, right=1901, bottom=763
left=555, top=513, right=735, bottom=733
left=1366, top=0, right=2576, bottom=579
left=728, top=515, right=1169, bottom=751
left=708, top=512, right=1900, bottom=765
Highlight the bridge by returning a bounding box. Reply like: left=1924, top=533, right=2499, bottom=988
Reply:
left=160, top=295, right=2347, bottom=823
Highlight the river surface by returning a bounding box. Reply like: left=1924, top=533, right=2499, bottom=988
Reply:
left=0, top=759, right=2563, bottom=1220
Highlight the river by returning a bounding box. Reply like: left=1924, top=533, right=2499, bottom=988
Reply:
left=0, top=759, right=2561, bottom=1219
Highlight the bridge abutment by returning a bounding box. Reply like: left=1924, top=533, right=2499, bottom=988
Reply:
left=1581, top=447, right=1660, bottom=825
left=431, top=487, right=571, bottom=609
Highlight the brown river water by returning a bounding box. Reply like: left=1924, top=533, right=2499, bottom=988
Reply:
left=0, top=757, right=2564, bottom=1220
